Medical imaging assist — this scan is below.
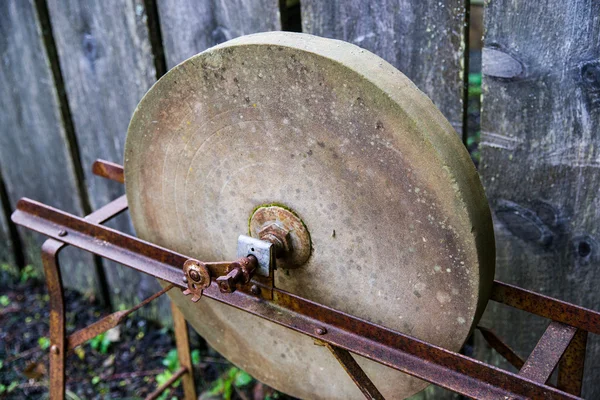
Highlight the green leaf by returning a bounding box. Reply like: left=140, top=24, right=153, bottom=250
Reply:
left=468, top=72, right=482, bottom=86
left=156, top=370, right=172, bottom=386
left=38, top=336, right=51, bottom=350
left=223, top=380, right=233, bottom=400
left=0, top=295, right=10, bottom=307
left=91, top=376, right=101, bottom=385
left=20, top=265, right=39, bottom=282
left=209, top=378, right=225, bottom=395
left=234, top=370, right=253, bottom=387
left=162, top=349, right=179, bottom=372
left=100, top=334, right=111, bottom=354
left=7, top=381, right=18, bottom=393
left=228, top=367, right=239, bottom=379
left=191, top=349, right=201, bottom=365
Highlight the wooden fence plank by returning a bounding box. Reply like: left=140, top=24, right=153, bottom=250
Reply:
left=478, top=1, right=600, bottom=397
left=45, top=0, right=170, bottom=323
left=301, top=0, right=468, bottom=135
left=157, top=0, right=281, bottom=68
left=0, top=0, right=101, bottom=296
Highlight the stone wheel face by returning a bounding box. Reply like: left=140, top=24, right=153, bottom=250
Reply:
left=125, top=32, right=495, bottom=399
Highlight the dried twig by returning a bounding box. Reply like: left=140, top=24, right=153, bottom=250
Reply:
left=5, top=346, right=42, bottom=363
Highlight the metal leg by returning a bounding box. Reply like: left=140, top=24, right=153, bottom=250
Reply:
left=519, top=321, right=577, bottom=383
left=477, top=326, right=525, bottom=370
left=42, top=239, right=67, bottom=400
left=172, top=301, right=197, bottom=400
left=40, top=192, right=129, bottom=400
left=325, top=343, right=385, bottom=400
left=557, top=329, right=587, bottom=396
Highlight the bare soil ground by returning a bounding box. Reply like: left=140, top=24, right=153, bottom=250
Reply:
left=0, top=266, right=291, bottom=400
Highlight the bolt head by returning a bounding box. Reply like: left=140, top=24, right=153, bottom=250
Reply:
left=315, top=327, right=327, bottom=335
left=50, top=345, right=60, bottom=354
left=58, top=230, right=67, bottom=237
left=189, top=269, right=201, bottom=282
left=250, top=284, right=260, bottom=295
left=182, top=275, right=188, bottom=283
left=258, top=223, right=291, bottom=254
left=218, top=280, right=232, bottom=293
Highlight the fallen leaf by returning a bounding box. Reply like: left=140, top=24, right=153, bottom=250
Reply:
left=23, top=362, right=46, bottom=380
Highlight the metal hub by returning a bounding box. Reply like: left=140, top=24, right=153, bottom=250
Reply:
left=249, top=205, right=311, bottom=269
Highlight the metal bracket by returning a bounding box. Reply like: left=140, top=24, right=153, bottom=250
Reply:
left=236, top=235, right=274, bottom=277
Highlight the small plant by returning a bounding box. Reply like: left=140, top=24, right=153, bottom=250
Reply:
left=20, top=265, right=40, bottom=283
left=191, top=349, right=200, bottom=365
left=162, top=348, right=179, bottom=371
left=89, top=332, right=111, bottom=354
left=468, top=73, right=482, bottom=98
left=209, top=367, right=254, bottom=400
left=0, top=381, right=19, bottom=395
left=38, top=336, right=51, bottom=350
left=155, top=349, right=181, bottom=400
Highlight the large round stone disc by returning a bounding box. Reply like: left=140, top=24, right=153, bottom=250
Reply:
left=125, top=32, right=495, bottom=399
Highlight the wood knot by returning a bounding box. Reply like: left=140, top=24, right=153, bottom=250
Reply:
left=82, top=33, right=98, bottom=63
left=482, top=47, right=524, bottom=79
left=570, top=235, right=596, bottom=266
left=581, top=61, right=600, bottom=88
left=495, top=200, right=554, bottom=248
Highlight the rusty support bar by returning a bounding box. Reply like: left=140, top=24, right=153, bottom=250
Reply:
left=11, top=199, right=581, bottom=400
left=172, top=302, right=197, bottom=400
left=145, top=367, right=188, bottom=400
left=492, top=281, right=600, bottom=335
left=92, top=159, right=124, bottom=184
left=477, top=326, right=525, bottom=370
left=325, top=343, right=384, bottom=400
left=41, top=193, right=130, bottom=399
left=68, top=284, right=173, bottom=350
left=84, top=195, right=128, bottom=224
left=42, top=239, right=67, bottom=400
left=519, top=322, right=577, bottom=383
left=557, top=329, right=587, bottom=396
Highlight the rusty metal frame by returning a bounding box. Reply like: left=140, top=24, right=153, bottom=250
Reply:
left=33, top=162, right=196, bottom=400
left=12, top=160, right=597, bottom=399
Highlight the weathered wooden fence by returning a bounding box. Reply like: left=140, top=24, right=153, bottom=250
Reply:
left=1, top=0, right=598, bottom=397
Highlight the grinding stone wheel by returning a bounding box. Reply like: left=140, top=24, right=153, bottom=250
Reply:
left=125, top=32, right=495, bottom=399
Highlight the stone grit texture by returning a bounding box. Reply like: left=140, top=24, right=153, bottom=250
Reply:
left=125, top=32, right=495, bottom=399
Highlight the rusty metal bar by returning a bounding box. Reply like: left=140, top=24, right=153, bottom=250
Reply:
left=557, top=329, right=587, bottom=396
left=145, top=367, right=188, bottom=400
left=477, top=326, right=525, bottom=370
left=84, top=194, right=128, bottom=224
left=492, top=281, right=600, bottom=335
left=11, top=198, right=581, bottom=400
left=172, top=301, right=197, bottom=400
left=325, top=343, right=384, bottom=400
left=68, top=284, right=174, bottom=350
left=42, top=192, right=131, bottom=399
left=43, top=239, right=67, bottom=400
left=92, top=159, right=124, bottom=184
left=519, top=322, right=577, bottom=383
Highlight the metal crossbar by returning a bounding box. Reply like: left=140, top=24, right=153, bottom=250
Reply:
left=11, top=160, right=597, bottom=399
